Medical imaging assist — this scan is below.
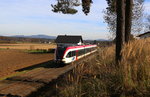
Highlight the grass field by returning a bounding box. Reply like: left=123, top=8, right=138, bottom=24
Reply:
left=54, top=38, right=150, bottom=97
left=0, top=49, right=54, bottom=79
left=0, top=43, right=56, bottom=50
left=0, top=42, right=56, bottom=79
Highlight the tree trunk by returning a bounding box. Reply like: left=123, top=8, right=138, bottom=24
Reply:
left=125, top=0, right=133, bottom=43
left=116, top=0, right=125, bottom=63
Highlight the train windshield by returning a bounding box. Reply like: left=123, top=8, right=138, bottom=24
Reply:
left=56, top=47, right=66, bottom=59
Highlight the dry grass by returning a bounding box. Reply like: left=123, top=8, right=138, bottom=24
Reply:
left=120, top=38, right=150, bottom=96
left=56, top=38, right=150, bottom=97
left=0, top=43, right=56, bottom=50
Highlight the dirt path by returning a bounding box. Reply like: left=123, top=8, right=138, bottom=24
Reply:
left=0, top=49, right=54, bottom=78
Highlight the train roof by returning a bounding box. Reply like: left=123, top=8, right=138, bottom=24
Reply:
left=66, top=45, right=97, bottom=50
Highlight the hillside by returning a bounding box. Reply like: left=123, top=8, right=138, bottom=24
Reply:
left=0, top=36, right=54, bottom=43
left=11, top=34, right=56, bottom=39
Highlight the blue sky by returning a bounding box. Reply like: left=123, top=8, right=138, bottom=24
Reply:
left=0, top=0, right=150, bottom=39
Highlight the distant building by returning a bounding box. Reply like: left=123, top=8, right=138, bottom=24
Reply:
left=55, top=35, right=83, bottom=47
left=137, top=31, right=150, bottom=39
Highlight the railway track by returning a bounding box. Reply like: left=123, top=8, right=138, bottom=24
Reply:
left=0, top=52, right=97, bottom=97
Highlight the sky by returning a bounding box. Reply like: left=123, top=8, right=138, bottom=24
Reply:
left=0, top=0, right=150, bottom=40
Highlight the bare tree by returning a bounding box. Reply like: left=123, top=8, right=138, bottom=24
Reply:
left=132, top=0, right=144, bottom=34
left=104, top=0, right=116, bottom=38
left=104, top=0, right=144, bottom=38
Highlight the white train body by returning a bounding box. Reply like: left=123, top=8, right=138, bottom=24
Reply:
left=54, top=45, right=97, bottom=64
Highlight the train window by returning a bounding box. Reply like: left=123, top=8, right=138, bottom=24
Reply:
left=72, top=51, right=76, bottom=56
left=78, top=50, right=81, bottom=56
left=66, top=51, right=76, bottom=58
left=66, top=52, right=72, bottom=58
left=79, top=50, right=81, bottom=56
left=86, top=48, right=88, bottom=52
left=86, top=48, right=90, bottom=52
left=85, top=49, right=87, bottom=53
left=83, top=49, right=85, bottom=55
left=78, top=49, right=85, bottom=56
left=84, top=47, right=96, bottom=54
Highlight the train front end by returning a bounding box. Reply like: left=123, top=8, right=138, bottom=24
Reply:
left=54, top=46, right=67, bottom=64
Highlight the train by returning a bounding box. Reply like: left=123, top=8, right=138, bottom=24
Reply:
left=54, top=44, right=97, bottom=64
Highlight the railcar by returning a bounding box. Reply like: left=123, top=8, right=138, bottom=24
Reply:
left=54, top=45, right=97, bottom=64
